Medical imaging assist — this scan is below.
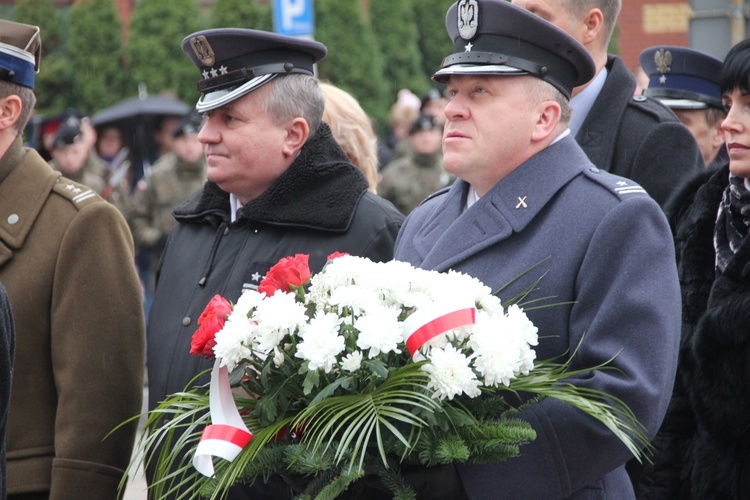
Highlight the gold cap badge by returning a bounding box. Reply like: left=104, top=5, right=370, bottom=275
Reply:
left=190, top=36, right=215, bottom=67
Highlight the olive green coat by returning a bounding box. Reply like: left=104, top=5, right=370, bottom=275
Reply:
left=0, top=138, right=145, bottom=499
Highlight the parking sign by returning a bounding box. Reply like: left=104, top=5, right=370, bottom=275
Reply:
left=273, top=0, right=315, bottom=37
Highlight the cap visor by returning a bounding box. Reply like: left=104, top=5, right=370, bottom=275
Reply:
left=195, top=73, right=277, bottom=113
left=432, top=64, right=527, bottom=82
left=658, top=98, right=709, bottom=110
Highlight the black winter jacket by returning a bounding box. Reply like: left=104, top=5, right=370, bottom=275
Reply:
left=637, top=165, right=750, bottom=499
left=147, top=123, right=404, bottom=411
left=576, top=56, right=704, bottom=208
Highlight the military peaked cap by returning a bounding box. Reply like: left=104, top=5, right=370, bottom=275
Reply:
left=0, top=19, right=41, bottom=89
left=640, top=46, right=723, bottom=110
left=433, top=0, right=595, bottom=99
left=182, top=28, right=326, bottom=112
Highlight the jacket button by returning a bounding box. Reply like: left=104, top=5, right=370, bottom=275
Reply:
left=223, top=227, right=230, bottom=236
left=7, top=214, right=19, bottom=224
left=182, top=316, right=192, bottom=326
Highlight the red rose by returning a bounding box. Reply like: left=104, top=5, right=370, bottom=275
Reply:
left=258, top=254, right=311, bottom=296
left=190, top=294, right=233, bottom=358
left=327, top=251, right=349, bottom=261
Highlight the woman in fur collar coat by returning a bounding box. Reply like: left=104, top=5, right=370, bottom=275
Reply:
left=637, top=38, right=750, bottom=499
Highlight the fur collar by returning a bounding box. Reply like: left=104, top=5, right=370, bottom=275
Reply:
left=174, top=122, right=368, bottom=232
left=670, top=165, right=728, bottom=325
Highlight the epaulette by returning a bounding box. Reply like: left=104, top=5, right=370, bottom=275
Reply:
left=582, top=165, right=649, bottom=199
left=415, top=185, right=451, bottom=209
left=628, top=94, right=680, bottom=123
left=51, top=177, right=102, bottom=208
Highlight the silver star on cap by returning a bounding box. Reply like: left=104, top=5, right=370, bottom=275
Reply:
left=210, top=68, right=219, bottom=77
left=659, top=75, right=667, bottom=84
left=202, top=70, right=210, bottom=79
left=219, top=65, right=228, bottom=75
left=465, top=42, right=473, bottom=52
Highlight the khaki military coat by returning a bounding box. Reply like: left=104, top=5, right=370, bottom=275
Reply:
left=0, top=138, right=145, bottom=499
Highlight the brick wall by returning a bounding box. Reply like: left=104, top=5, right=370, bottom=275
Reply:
left=618, top=1, right=690, bottom=73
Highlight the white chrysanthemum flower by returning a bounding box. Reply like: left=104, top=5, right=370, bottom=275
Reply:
left=252, top=292, right=308, bottom=352
left=340, top=351, right=363, bottom=372
left=229, top=289, right=265, bottom=322
left=505, top=304, right=539, bottom=347
left=295, top=312, right=346, bottom=372
left=214, top=319, right=255, bottom=371
left=468, top=308, right=538, bottom=387
left=422, top=344, right=482, bottom=400
left=355, top=305, right=403, bottom=358
left=272, top=347, right=285, bottom=368
left=327, top=284, right=380, bottom=316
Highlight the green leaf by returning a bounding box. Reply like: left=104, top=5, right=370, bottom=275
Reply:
left=309, top=376, right=353, bottom=406
left=303, top=368, right=320, bottom=396
left=363, top=359, right=389, bottom=379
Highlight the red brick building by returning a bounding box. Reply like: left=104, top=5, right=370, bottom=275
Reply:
left=618, top=0, right=691, bottom=73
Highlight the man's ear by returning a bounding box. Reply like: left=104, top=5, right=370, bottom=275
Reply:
left=580, top=8, right=604, bottom=47
left=531, top=101, right=561, bottom=142
left=0, top=95, right=23, bottom=132
left=711, top=119, right=726, bottom=149
left=282, top=117, right=310, bottom=157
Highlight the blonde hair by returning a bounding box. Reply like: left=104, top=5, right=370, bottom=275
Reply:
left=321, top=82, right=379, bottom=193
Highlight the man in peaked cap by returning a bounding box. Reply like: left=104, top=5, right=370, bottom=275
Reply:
left=0, top=19, right=145, bottom=500
left=145, top=28, right=403, bottom=496
left=512, top=0, right=705, bottom=209
left=641, top=46, right=727, bottom=169
left=394, top=1, right=681, bottom=498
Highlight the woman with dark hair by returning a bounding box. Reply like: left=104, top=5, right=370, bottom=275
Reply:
left=636, top=37, right=750, bottom=499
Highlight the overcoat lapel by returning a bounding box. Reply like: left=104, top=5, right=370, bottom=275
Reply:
left=416, top=136, right=586, bottom=272
left=575, top=57, right=633, bottom=171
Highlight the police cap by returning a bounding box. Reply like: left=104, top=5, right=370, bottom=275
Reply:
left=640, top=46, right=723, bottom=110
left=182, top=28, right=327, bottom=113
left=433, top=0, right=595, bottom=99
left=0, top=20, right=41, bottom=89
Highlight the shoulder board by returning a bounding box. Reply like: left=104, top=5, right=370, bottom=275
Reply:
left=416, top=185, right=451, bottom=207
left=582, top=166, right=649, bottom=199
left=628, top=94, right=679, bottom=123
left=51, top=177, right=102, bottom=207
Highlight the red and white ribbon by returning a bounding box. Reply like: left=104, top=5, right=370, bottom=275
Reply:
left=403, top=305, right=476, bottom=357
left=193, top=358, right=253, bottom=477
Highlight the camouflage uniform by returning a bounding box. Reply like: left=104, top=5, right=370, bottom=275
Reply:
left=48, top=152, right=106, bottom=195
left=127, top=151, right=206, bottom=283
left=378, top=145, right=453, bottom=215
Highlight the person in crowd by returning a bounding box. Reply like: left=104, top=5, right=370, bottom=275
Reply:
left=377, top=90, right=420, bottom=169
left=635, top=37, right=750, bottom=500
left=0, top=20, right=145, bottom=499
left=640, top=46, right=728, bottom=170
left=512, top=0, right=704, bottom=208
left=379, top=113, right=452, bottom=214
left=393, top=1, right=681, bottom=497
left=48, top=114, right=106, bottom=193
left=94, top=124, right=133, bottom=209
left=95, top=124, right=126, bottom=166
left=145, top=27, right=403, bottom=496
left=420, top=87, right=449, bottom=125
left=127, top=111, right=206, bottom=314
left=0, top=282, right=15, bottom=500
left=320, top=82, right=379, bottom=193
